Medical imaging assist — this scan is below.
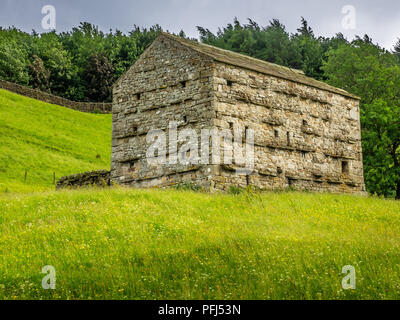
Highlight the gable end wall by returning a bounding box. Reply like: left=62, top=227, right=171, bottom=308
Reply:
left=111, top=36, right=216, bottom=188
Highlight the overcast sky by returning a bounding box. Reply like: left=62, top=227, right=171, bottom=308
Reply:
left=1, top=0, right=399, bottom=50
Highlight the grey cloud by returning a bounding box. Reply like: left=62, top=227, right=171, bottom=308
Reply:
left=0, top=0, right=399, bottom=49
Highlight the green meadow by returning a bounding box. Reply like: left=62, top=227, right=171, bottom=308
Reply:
left=0, top=89, right=111, bottom=193
left=1, top=89, right=400, bottom=300
left=1, top=189, right=400, bottom=300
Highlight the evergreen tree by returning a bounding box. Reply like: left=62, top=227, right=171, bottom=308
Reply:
left=393, top=38, right=400, bottom=57
left=83, top=52, right=114, bottom=102
left=296, top=17, right=314, bottom=38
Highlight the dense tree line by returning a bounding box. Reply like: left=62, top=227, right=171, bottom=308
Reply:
left=198, top=18, right=347, bottom=80
left=0, top=23, right=161, bottom=101
left=1, top=18, right=400, bottom=198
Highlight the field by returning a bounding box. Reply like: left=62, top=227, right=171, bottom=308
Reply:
left=1, top=188, right=400, bottom=300
left=1, top=89, right=400, bottom=300
left=0, top=89, right=111, bottom=193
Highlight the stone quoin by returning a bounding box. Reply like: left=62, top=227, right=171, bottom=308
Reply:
left=111, top=32, right=366, bottom=194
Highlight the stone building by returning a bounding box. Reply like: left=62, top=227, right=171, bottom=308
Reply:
left=111, top=32, right=366, bottom=194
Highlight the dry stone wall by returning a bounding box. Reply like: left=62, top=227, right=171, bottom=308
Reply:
left=56, top=170, right=111, bottom=189
left=0, top=79, right=111, bottom=113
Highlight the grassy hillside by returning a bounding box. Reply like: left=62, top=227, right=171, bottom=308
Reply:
left=1, top=89, right=399, bottom=300
left=1, top=188, right=400, bottom=300
left=0, top=89, right=111, bottom=193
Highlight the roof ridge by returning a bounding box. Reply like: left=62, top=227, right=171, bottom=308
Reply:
left=160, top=32, right=360, bottom=100
left=162, top=32, right=304, bottom=73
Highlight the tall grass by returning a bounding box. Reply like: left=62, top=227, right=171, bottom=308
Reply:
left=1, top=188, right=399, bottom=300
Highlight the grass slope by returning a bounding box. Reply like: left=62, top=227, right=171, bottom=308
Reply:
left=1, top=188, right=400, bottom=300
left=1, top=88, right=399, bottom=300
left=0, top=89, right=111, bottom=193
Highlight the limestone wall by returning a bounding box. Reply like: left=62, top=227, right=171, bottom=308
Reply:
left=212, top=62, right=365, bottom=194
left=111, top=35, right=215, bottom=188
left=0, top=79, right=112, bottom=114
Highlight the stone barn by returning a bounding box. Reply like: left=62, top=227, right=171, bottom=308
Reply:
left=111, top=32, right=366, bottom=194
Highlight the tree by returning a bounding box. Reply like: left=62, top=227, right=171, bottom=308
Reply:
left=83, top=52, right=114, bottom=102
left=29, top=31, right=78, bottom=99
left=297, top=17, right=314, bottom=38
left=28, top=55, right=50, bottom=91
left=393, top=38, right=400, bottom=58
left=59, top=23, right=161, bottom=100
left=257, top=19, right=301, bottom=67
left=178, top=30, right=187, bottom=38
left=291, top=18, right=326, bottom=79
left=0, top=29, right=30, bottom=84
